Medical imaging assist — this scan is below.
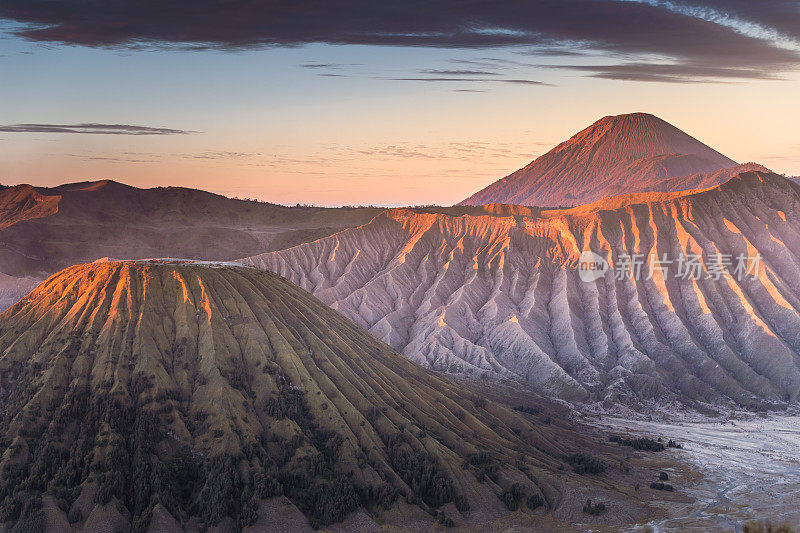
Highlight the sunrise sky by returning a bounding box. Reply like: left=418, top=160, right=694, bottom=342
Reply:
left=1, top=1, right=799, bottom=206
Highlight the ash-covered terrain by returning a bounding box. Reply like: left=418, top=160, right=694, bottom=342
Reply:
left=243, top=171, right=800, bottom=412
left=592, top=412, right=800, bottom=531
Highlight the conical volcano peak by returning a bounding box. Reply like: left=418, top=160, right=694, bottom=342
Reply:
left=556, top=112, right=734, bottom=164
left=460, top=112, right=745, bottom=207
left=583, top=112, right=673, bottom=135
left=594, top=112, right=673, bottom=127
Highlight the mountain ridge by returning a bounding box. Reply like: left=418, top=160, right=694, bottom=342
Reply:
left=244, top=171, right=800, bottom=410
left=0, top=179, right=384, bottom=311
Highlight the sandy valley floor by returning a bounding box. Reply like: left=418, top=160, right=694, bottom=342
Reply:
left=594, top=414, right=800, bottom=531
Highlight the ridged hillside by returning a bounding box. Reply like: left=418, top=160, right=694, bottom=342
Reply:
left=0, top=261, right=645, bottom=531
left=0, top=185, right=60, bottom=230
left=244, top=172, right=800, bottom=410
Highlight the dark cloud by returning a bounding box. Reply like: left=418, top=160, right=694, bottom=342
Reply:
left=0, top=1, right=798, bottom=82
left=517, top=47, right=587, bottom=57
left=0, top=123, right=198, bottom=135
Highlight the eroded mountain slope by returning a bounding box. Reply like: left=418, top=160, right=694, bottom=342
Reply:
left=244, top=172, right=800, bottom=409
left=0, top=261, right=645, bottom=531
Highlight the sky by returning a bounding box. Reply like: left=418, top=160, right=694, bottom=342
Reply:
left=1, top=1, right=799, bottom=206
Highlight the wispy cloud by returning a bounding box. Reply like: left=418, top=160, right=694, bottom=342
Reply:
left=183, top=151, right=260, bottom=160
left=356, top=146, right=436, bottom=159
left=450, top=57, right=539, bottom=68
left=419, top=69, right=501, bottom=76
left=345, top=141, right=543, bottom=161
left=382, top=77, right=551, bottom=86
left=531, top=61, right=789, bottom=83
left=66, top=152, right=161, bottom=163
left=0, top=123, right=198, bottom=135
left=300, top=62, right=364, bottom=69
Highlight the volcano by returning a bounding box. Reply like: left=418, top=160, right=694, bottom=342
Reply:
left=0, top=261, right=651, bottom=530
left=460, top=112, right=762, bottom=207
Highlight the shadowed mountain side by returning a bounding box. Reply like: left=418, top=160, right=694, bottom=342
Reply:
left=0, top=179, right=384, bottom=310
left=243, top=172, right=800, bottom=410
left=619, top=162, right=769, bottom=196
left=460, top=113, right=747, bottom=207
left=0, top=261, right=655, bottom=530
left=0, top=179, right=384, bottom=276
